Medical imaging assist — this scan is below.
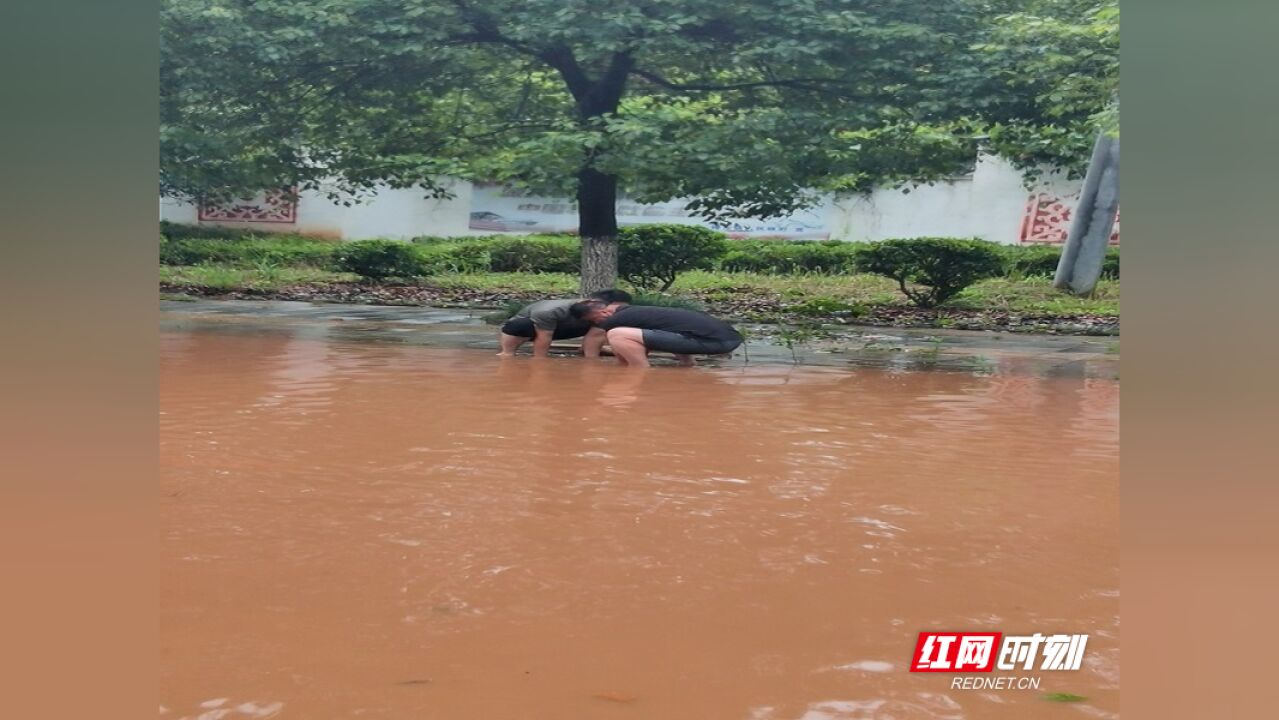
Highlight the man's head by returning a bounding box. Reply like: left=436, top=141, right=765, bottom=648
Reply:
left=570, top=299, right=619, bottom=324
left=589, top=288, right=632, bottom=304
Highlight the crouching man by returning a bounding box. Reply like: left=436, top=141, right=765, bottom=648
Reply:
left=570, top=300, right=743, bottom=367
left=498, top=289, right=632, bottom=358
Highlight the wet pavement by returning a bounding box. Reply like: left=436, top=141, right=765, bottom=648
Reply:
left=161, top=300, right=1119, bottom=379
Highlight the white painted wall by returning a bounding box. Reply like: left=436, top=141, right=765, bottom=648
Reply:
left=828, top=155, right=1081, bottom=243
left=334, top=183, right=474, bottom=239
left=161, top=180, right=476, bottom=239
left=160, top=155, right=1100, bottom=245
left=160, top=196, right=198, bottom=224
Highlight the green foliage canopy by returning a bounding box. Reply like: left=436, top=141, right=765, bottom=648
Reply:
left=962, top=0, right=1120, bottom=178
left=161, top=0, right=1041, bottom=214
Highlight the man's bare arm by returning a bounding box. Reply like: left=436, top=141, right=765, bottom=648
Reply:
left=581, top=327, right=607, bottom=358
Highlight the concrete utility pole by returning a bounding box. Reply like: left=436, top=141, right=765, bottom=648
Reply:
left=1053, top=131, right=1120, bottom=295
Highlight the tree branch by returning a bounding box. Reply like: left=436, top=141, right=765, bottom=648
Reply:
left=539, top=45, right=592, bottom=101
left=630, top=68, right=850, bottom=93
left=447, top=0, right=539, bottom=57
left=588, top=52, right=634, bottom=112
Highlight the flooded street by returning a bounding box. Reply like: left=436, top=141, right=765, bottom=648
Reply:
left=160, top=329, right=1119, bottom=720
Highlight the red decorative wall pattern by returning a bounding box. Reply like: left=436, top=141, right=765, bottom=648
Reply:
left=199, top=189, right=297, bottom=224
left=1019, top=192, right=1119, bottom=245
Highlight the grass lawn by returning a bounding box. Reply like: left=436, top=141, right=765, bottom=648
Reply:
left=672, top=271, right=1119, bottom=316
left=161, top=264, right=1118, bottom=318
left=160, top=264, right=360, bottom=289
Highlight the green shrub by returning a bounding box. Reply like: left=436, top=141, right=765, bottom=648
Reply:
left=1004, top=245, right=1120, bottom=280
left=855, top=238, right=1008, bottom=308
left=333, top=240, right=428, bottom=280
left=720, top=240, right=860, bottom=274
left=618, top=224, right=727, bottom=291
left=412, top=235, right=580, bottom=273
left=160, top=221, right=257, bottom=241
left=159, top=239, right=205, bottom=266
left=256, top=242, right=339, bottom=268
left=629, top=292, right=705, bottom=311
left=1105, top=248, right=1119, bottom=279
left=1004, top=245, right=1062, bottom=278
left=418, top=243, right=492, bottom=273
left=467, top=235, right=580, bottom=273
left=159, top=237, right=339, bottom=268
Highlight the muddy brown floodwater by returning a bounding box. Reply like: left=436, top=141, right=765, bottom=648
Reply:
left=161, top=330, right=1119, bottom=720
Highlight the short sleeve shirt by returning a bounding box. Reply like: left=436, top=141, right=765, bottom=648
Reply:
left=516, top=299, right=581, bottom=331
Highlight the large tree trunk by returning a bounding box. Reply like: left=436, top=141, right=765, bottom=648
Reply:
left=577, top=165, right=619, bottom=293
left=539, top=48, right=631, bottom=293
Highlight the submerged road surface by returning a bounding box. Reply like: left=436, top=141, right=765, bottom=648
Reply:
left=161, top=325, right=1119, bottom=719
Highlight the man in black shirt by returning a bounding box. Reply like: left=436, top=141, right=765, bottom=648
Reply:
left=570, top=300, right=743, bottom=367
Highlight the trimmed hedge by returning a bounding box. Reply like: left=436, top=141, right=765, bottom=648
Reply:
left=333, top=240, right=428, bottom=280
left=160, top=221, right=260, bottom=241
left=1004, top=245, right=1120, bottom=280
left=160, top=229, right=548, bottom=275
left=628, top=293, right=705, bottom=311
left=332, top=241, right=492, bottom=279
left=158, top=223, right=1120, bottom=283
left=459, top=235, right=579, bottom=273
left=415, top=234, right=581, bottom=272
left=160, top=237, right=341, bottom=268
left=619, top=224, right=727, bottom=291
left=417, top=242, right=492, bottom=274
left=720, top=240, right=861, bottom=274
